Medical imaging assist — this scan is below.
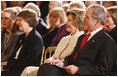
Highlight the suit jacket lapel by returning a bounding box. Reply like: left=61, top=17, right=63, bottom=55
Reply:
left=75, top=29, right=105, bottom=60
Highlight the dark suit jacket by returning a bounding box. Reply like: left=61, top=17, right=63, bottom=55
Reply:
left=64, top=29, right=116, bottom=76
left=7, top=28, right=43, bottom=70
left=36, top=18, right=48, bottom=36
left=108, top=26, right=117, bottom=43
left=43, top=28, right=59, bottom=49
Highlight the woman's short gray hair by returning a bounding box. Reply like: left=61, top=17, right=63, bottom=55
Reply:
left=18, top=9, right=38, bottom=27
left=87, top=4, right=107, bottom=25
left=23, top=2, right=40, bottom=19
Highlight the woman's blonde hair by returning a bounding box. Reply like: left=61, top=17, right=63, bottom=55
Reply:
left=46, top=7, right=67, bottom=29
left=107, top=6, right=117, bottom=25
left=66, top=8, right=85, bottom=31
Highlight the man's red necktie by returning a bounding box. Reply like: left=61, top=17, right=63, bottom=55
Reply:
left=73, top=33, right=91, bottom=61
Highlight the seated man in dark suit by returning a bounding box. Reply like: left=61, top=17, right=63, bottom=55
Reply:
left=37, top=4, right=117, bottom=76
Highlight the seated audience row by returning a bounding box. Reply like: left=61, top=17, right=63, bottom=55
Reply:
left=21, top=8, right=85, bottom=76
left=1, top=1, right=117, bottom=76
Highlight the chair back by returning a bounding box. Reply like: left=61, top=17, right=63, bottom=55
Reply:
left=44, top=47, right=56, bottom=63
left=40, top=47, right=45, bottom=65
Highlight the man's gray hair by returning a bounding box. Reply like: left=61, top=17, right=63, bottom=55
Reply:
left=87, top=4, right=107, bottom=25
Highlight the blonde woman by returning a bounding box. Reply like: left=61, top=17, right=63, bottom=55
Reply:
left=43, top=7, right=67, bottom=49
left=50, top=1, right=86, bottom=47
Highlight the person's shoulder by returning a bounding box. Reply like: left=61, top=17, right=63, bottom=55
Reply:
left=59, top=24, right=66, bottom=29
left=38, top=18, right=47, bottom=27
left=29, top=30, right=43, bottom=44
left=15, top=31, right=24, bottom=35
left=61, top=34, right=71, bottom=39
left=102, top=31, right=115, bottom=43
left=34, top=29, right=42, bottom=39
